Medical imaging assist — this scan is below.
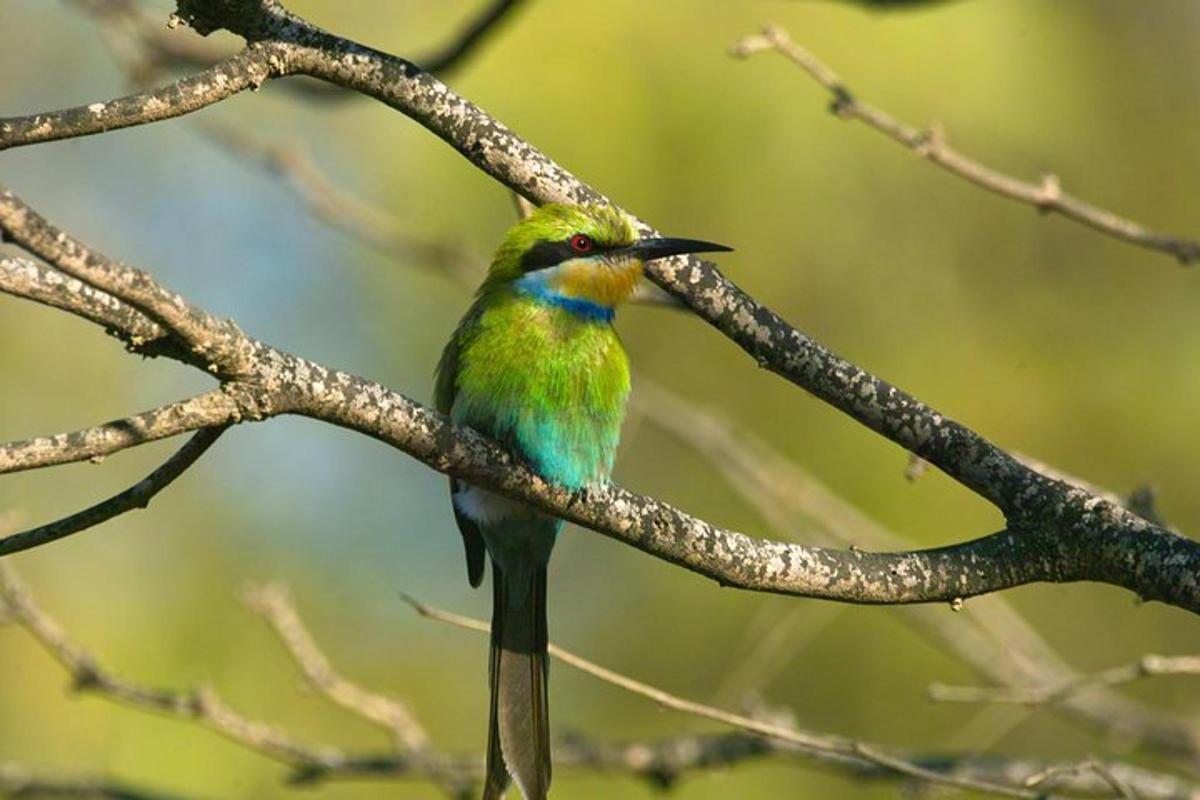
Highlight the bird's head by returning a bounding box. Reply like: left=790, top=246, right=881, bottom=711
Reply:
left=483, top=204, right=731, bottom=316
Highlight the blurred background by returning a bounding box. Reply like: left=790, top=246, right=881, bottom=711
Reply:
left=2, top=0, right=1199, bottom=797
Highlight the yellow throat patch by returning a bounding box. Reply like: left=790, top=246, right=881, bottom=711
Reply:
left=550, top=256, right=644, bottom=307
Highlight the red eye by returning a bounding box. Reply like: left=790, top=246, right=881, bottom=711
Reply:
left=569, top=234, right=594, bottom=254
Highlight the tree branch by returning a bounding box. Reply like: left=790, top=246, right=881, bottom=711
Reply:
left=0, top=391, right=238, bottom=475
left=0, top=0, right=1196, bottom=613
left=0, top=427, right=225, bottom=557
left=241, top=583, right=432, bottom=755
left=0, top=564, right=393, bottom=781
left=0, top=46, right=279, bottom=151
left=930, top=654, right=1200, bottom=707
left=630, top=377, right=1200, bottom=759
left=0, top=256, right=166, bottom=354
left=406, top=595, right=1197, bottom=800
left=0, top=187, right=252, bottom=374
left=7, top=564, right=1192, bottom=798
left=730, top=24, right=1200, bottom=266
left=418, top=0, right=527, bottom=76
left=0, top=762, right=187, bottom=800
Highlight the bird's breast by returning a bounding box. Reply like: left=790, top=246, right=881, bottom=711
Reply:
left=453, top=299, right=631, bottom=489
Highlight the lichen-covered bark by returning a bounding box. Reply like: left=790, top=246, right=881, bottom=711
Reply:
left=0, top=391, right=238, bottom=475
left=0, top=186, right=252, bottom=374
left=0, top=1, right=1197, bottom=618
left=0, top=47, right=278, bottom=152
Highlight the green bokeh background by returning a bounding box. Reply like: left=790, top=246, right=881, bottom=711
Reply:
left=2, top=1, right=1199, bottom=797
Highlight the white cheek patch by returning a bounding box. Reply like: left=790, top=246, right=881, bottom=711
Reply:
left=453, top=485, right=529, bottom=525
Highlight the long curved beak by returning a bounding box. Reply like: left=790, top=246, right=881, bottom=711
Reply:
left=620, top=237, right=733, bottom=261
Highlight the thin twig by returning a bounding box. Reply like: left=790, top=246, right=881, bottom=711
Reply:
left=0, top=391, right=239, bottom=476
left=4, top=568, right=1191, bottom=797
left=930, top=655, right=1200, bottom=707
left=196, top=123, right=479, bottom=286
left=0, top=427, right=225, bottom=557
left=731, top=24, right=1200, bottom=266
left=0, top=564, right=386, bottom=780
left=242, top=583, right=432, bottom=754
left=419, top=0, right=528, bottom=75
left=631, top=376, right=1200, bottom=758
left=0, top=761, right=187, bottom=800
left=402, top=595, right=1053, bottom=800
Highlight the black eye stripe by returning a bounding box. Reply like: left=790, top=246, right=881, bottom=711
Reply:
left=519, top=240, right=576, bottom=272
left=519, top=237, right=613, bottom=272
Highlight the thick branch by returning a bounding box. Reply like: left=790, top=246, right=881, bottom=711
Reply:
left=151, top=1, right=1176, bottom=565
left=0, top=428, right=225, bottom=557
left=730, top=25, right=1200, bottom=266
left=2, top=0, right=1197, bottom=613
left=270, top=350, right=1199, bottom=610
left=0, top=256, right=161, bottom=343
left=7, top=3, right=1178, bottom=561
left=632, top=378, right=1200, bottom=758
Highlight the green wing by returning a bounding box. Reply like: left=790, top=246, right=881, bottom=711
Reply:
left=435, top=302, right=488, bottom=588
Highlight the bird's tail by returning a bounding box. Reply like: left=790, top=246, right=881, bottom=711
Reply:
left=483, top=561, right=550, bottom=800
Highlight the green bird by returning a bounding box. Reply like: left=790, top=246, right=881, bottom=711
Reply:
left=435, top=203, right=730, bottom=799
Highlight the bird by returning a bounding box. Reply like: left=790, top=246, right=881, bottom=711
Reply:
left=435, top=203, right=731, bottom=799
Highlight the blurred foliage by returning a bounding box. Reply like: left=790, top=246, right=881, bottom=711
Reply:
left=1, top=0, right=1199, bottom=798
left=825, top=0, right=961, bottom=9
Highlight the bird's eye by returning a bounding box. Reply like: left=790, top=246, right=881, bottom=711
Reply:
left=569, top=234, right=594, bottom=254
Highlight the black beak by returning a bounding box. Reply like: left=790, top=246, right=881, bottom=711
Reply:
left=619, top=237, right=733, bottom=261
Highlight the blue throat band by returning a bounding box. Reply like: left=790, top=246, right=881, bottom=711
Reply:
left=515, top=280, right=615, bottom=323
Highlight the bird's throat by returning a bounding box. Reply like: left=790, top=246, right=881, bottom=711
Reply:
left=515, top=257, right=643, bottom=322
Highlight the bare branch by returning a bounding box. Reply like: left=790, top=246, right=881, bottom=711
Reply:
left=196, top=124, right=479, bottom=286
left=1024, top=759, right=1145, bottom=800
left=408, top=595, right=1165, bottom=800
left=7, top=567, right=1193, bottom=798
left=631, top=378, right=1200, bottom=758
left=10, top=2, right=1178, bottom=598
left=557, top=736, right=1194, bottom=799
left=0, top=427, right=225, bottom=557
left=931, top=654, right=1200, bottom=707
left=4, top=205, right=1199, bottom=615
left=0, top=762, right=186, bottom=800
left=0, top=46, right=278, bottom=152
left=419, top=0, right=527, bottom=76
left=730, top=24, right=1200, bottom=266
left=0, top=256, right=168, bottom=351
left=0, top=564, right=391, bottom=780
left=0, top=391, right=237, bottom=475
left=0, top=188, right=251, bottom=374
left=1, top=0, right=1196, bottom=615
left=242, top=583, right=432, bottom=754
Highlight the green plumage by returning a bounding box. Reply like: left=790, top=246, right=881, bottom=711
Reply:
left=435, top=203, right=729, bottom=799
left=438, top=294, right=630, bottom=488
left=436, top=205, right=636, bottom=800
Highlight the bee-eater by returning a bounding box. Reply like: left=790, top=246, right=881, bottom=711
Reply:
left=435, top=204, right=730, bottom=799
